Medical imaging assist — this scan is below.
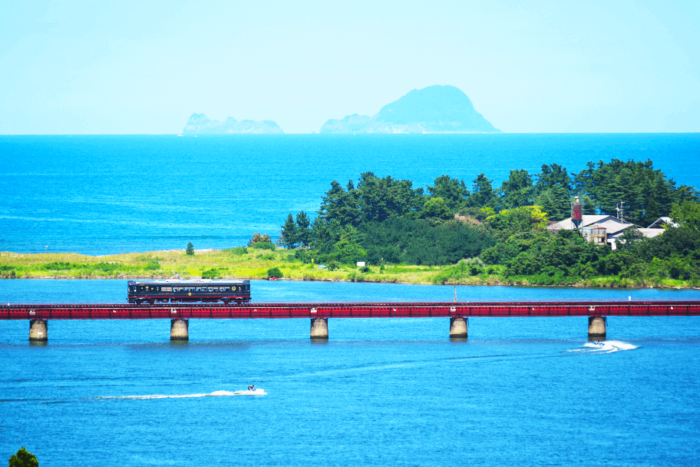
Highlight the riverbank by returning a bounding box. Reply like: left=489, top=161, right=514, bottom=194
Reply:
left=0, top=248, right=696, bottom=289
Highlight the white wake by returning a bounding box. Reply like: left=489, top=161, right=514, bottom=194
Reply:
left=568, top=340, right=639, bottom=354
left=101, top=389, right=267, bottom=400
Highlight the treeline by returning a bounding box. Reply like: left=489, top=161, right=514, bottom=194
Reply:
left=277, top=159, right=700, bottom=284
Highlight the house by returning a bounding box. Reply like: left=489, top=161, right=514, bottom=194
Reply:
left=547, top=215, right=665, bottom=250
left=647, top=216, right=679, bottom=229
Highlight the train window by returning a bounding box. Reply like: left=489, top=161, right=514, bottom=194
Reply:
left=208, top=288, right=213, bottom=292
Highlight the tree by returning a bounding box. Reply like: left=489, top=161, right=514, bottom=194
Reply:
left=537, top=185, right=571, bottom=221
left=186, top=242, right=194, bottom=256
left=295, top=211, right=311, bottom=247
left=248, top=233, right=271, bottom=246
left=355, top=172, right=424, bottom=223
left=535, top=163, right=572, bottom=194
left=267, top=267, right=283, bottom=279
left=500, top=170, right=534, bottom=209
left=318, top=180, right=361, bottom=226
left=9, top=447, right=39, bottom=467
left=572, top=159, right=687, bottom=225
left=420, top=197, right=453, bottom=220
left=466, top=173, right=497, bottom=208
left=671, top=201, right=700, bottom=232
left=427, top=175, right=469, bottom=210
left=280, top=213, right=298, bottom=248
left=615, top=227, right=643, bottom=252
left=486, top=206, right=549, bottom=234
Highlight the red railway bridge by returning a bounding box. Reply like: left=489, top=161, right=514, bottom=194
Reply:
left=3, top=300, right=700, bottom=342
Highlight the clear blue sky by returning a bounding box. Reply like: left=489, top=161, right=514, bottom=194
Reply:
left=1, top=0, right=698, bottom=134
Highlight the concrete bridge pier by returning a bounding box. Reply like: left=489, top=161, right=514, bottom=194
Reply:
left=170, top=319, right=189, bottom=341
left=588, top=316, right=606, bottom=340
left=449, top=317, right=468, bottom=339
left=310, top=318, right=329, bottom=340
left=29, top=319, right=48, bottom=342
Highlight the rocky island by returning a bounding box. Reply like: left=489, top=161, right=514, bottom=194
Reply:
left=182, top=113, right=283, bottom=134
left=320, top=85, right=498, bottom=134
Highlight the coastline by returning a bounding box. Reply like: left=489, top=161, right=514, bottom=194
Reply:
left=1, top=249, right=696, bottom=290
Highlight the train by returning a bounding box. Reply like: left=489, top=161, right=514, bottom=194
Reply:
left=128, top=279, right=251, bottom=304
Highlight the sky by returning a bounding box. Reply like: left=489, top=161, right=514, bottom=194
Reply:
left=1, top=0, right=699, bottom=134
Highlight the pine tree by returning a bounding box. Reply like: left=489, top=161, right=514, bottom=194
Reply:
left=296, top=211, right=311, bottom=247
left=9, top=447, right=39, bottom=467
left=280, top=213, right=298, bottom=248
left=537, top=185, right=571, bottom=221
left=186, top=242, right=194, bottom=256
left=427, top=175, right=469, bottom=210
left=500, top=170, right=534, bottom=209
left=466, top=173, right=497, bottom=208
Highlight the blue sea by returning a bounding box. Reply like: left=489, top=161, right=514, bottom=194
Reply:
left=1, top=134, right=699, bottom=254
left=1, top=134, right=700, bottom=465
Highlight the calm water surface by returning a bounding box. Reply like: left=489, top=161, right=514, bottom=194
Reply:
left=1, top=280, right=699, bottom=466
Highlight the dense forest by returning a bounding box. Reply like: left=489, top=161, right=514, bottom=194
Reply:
left=278, top=160, right=700, bottom=285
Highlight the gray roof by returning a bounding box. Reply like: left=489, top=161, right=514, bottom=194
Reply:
left=547, top=215, right=620, bottom=232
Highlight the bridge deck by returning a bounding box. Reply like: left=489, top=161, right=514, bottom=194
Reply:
left=3, top=301, right=700, bottom=320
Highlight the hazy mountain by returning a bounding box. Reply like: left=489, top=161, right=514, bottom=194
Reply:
left=320, top=85, right=498, bottom=134
left=182, top=113, right=283, bottom=134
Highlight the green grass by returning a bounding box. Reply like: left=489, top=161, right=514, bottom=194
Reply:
left=0, top=249, right=697, bottom=289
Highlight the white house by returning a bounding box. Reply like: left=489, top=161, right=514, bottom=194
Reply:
left=547, top=215, right=665, bottom=250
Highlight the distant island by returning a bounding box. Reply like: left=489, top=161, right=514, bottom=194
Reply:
left=182, top=113, right=283, bottom=134
left=320, top=85, right=499, bottom=134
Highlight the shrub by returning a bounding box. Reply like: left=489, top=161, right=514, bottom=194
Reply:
left=228, top=246, right=248, bottom=256
left=202, top=268, right=221, bottom=279
left=42, top=262, right=78, bottom=270
left=359, top=266, right=370, bottom=273
left=328, top=261, right=340, bottom=271
left=252, top=242, right=276, bottom=251
left=295, top=249, right=312, bottom=263
left=248, top=232, right=272, bottom=246
left=267, top=267, right=283, bottom=278
left=93, top=262, right=121, bottom=273
left=143, top=261, right=161, bottom=271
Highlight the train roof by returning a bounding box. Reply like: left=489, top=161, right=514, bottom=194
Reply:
left=127, top=279, right=249, bottom=285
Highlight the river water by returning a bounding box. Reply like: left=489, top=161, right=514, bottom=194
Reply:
left=1, top=280, right=699, bottom=465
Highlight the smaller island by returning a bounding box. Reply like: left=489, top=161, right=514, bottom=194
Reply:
left=182, top=113, right=283, bottom=134
left=321, top=85, right=499, bottom=134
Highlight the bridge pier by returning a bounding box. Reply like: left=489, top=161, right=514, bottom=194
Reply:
left=29, top=319, right=48, bottom=342
left=588, top=316, right=606, bottom=340
left=310, top=318, right=328, bottom=340
left=170, top=319, right=189, bottom=341
left=449, top=317, right=468, bottom=339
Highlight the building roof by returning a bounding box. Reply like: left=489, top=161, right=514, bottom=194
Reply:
left=647, top=217, right=678, bottom=229
left=637, top=228, right=665, bottom=239
left=547, top=215, right=620, bottom=232
left=596, top=220, right=635, bottom=236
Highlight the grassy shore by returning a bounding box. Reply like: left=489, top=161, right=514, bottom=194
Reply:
left=0, top=248, right=696, bottom=289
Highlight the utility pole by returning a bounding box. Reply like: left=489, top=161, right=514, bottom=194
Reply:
left=616, top=201, right=625, bottom=222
